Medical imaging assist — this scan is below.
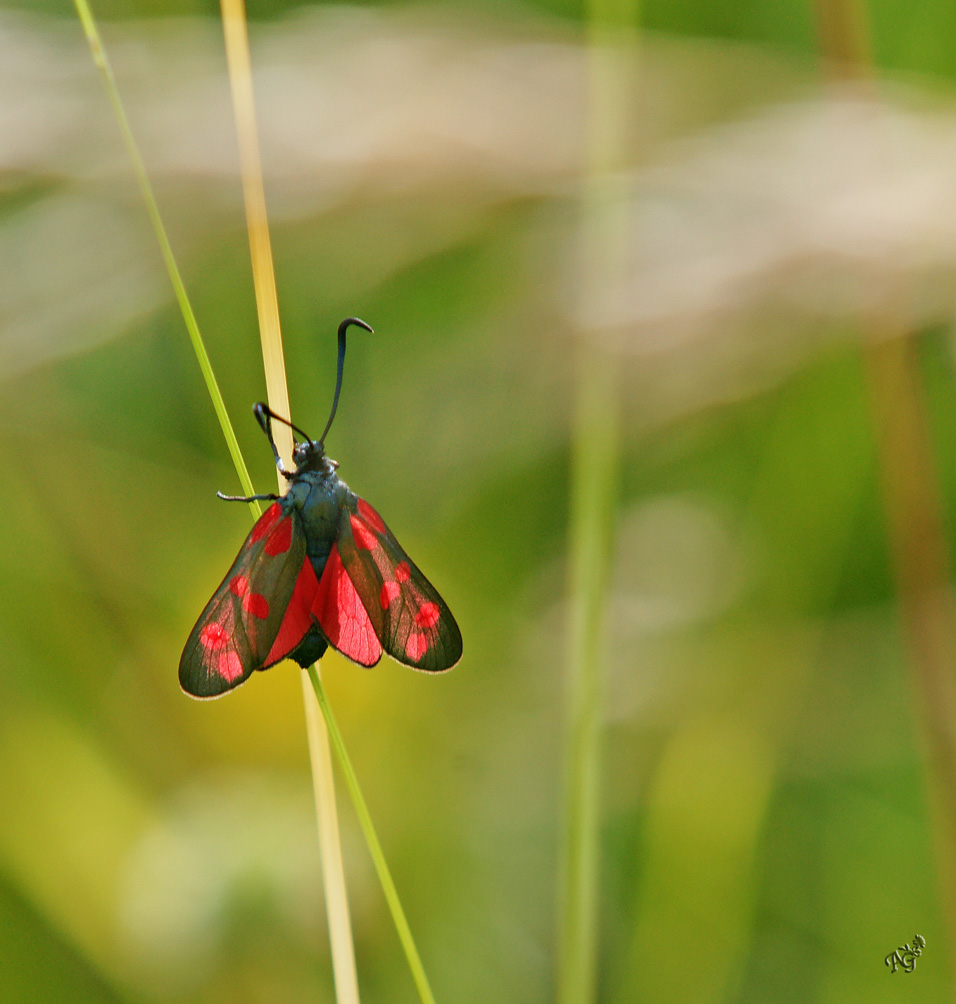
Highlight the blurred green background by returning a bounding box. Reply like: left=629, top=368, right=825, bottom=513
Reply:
left=3, top=0, right=956, bottom=1001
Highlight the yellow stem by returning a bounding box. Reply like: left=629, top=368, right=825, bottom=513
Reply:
left=218, top=2, right=360, bottom=1000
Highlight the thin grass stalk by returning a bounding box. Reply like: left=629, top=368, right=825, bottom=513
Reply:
left=306, top=666, right=437, bottom=1004
left=71, top=0, right=257, bottom=509
left=217, top=3, right=359, bottom=1000
left=811, top=0, right=956, bottom=978
left=556, top=2, right=636, bottom=1001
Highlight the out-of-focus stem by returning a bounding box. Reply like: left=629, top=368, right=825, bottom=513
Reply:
left=557, top=349, right=619, bottom=1004
left=556, top=4, right=636, bottom=1002
left=813, top=0, right=956, bottom=975
left=864, top=331, right=956, bottom=964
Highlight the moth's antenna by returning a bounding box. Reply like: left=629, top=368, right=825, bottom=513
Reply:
left=253, top=402, right=313, bottom=473
left=254, top=402, right=312, bottom=441
left=319, top=317, right=373, bottom=445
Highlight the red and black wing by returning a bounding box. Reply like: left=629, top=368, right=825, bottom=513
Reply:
left=179, top=501, right=323, bottom=698
left=333, top=496, right=462, bottom=672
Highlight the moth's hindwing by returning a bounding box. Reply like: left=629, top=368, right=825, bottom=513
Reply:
left=312, top=540, right=383, bottom=667
left=335, top=496, right=463, bottom=672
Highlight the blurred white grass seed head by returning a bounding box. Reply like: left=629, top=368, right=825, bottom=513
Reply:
left=4, top=9, right=956, bottom=413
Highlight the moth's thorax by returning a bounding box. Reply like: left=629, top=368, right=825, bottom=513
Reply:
left=286, top=463, right=347, bottom=504
left=285, top=459, right=352, bottom=571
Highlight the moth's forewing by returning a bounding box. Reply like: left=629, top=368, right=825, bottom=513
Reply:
left=179, top=502, right=309, bottom=698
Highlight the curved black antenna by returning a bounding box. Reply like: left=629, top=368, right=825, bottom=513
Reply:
left=253, top=402, right=312, bottom=473
left=319, top=317, right=373, bottom=445
left=254, top=402, right=312, bottom=442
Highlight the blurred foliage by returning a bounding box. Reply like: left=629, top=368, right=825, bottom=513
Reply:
left=3, top=0, right=956, bottom=1002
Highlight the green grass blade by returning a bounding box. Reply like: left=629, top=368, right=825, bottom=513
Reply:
left=71, top=0, right=258, bottom=511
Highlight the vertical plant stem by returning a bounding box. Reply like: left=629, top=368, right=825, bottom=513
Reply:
left=556, top=3, right=636, bottom=1002
left=218, top=2, right=360, bottom=1001
left=865, top=330, right=956, bottom=965
left=558, top=353, right=619, bottom=1004
left=812, top=0, right=956, bottom=975
left=306, top=666, right=438, bottom=1004
left=71, top=0, right=257, bottom=509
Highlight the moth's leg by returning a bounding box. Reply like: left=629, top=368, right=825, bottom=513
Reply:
left=216, top=491, right=280, bottom=503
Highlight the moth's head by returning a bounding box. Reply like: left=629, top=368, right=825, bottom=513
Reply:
left=292, top=439, right=316, bottom=467
left=292, top=438, right=338, bottom=474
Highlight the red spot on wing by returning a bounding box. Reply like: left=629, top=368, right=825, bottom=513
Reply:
left=350, top=514, right=378, bottom=551
left=395, top=562, right=410, bottom=583
left=357, top=498, right=386, bottom=534
left=200, top=623, right=230, bottom=650
left=217, top=650, right=244, bottom=682
left=265, top=560, right=319, bottom=665
left=415, top=602, right=440, bottom=629
left=243, top=592, right=270, bottom=620
left=314, top=544, right=382, bottom=667
left=380, top=580, right=401, bottom=609
left=229, top=575, right=250, bottom=597
left=251, top=502, right=282, bottom=542
left=405, top=632, right=429, bottom=662
left=265, top=516, right=294, bottom=556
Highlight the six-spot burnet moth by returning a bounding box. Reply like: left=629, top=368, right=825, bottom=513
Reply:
left=179, top=318, right=463, bottom=698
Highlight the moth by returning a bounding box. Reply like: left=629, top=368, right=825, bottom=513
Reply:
left=180, top=318, right=462, bottom=698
